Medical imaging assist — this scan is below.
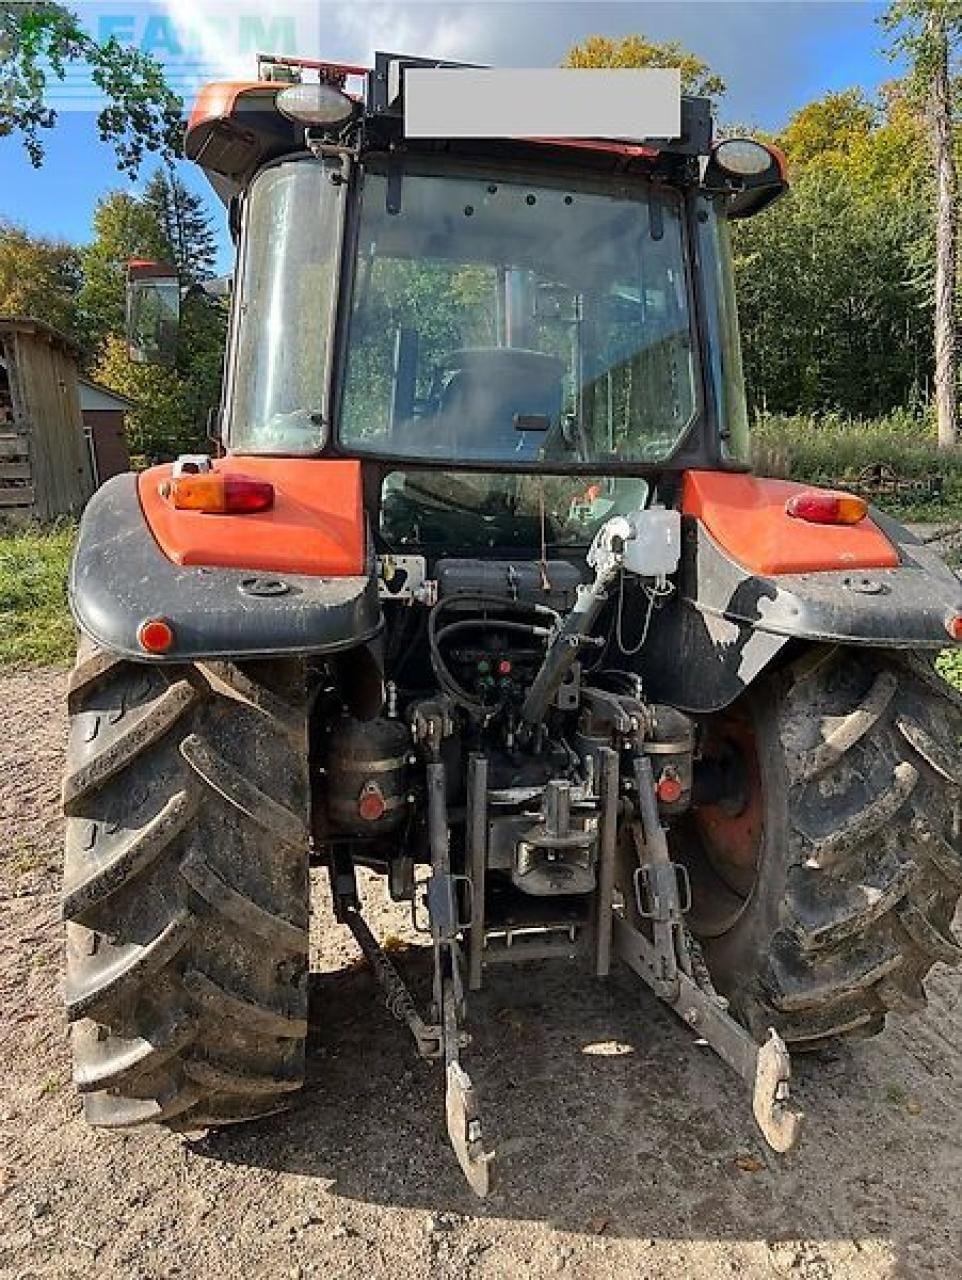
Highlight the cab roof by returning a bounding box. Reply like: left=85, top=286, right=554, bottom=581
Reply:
left=184, top=52, right=715, bottom=205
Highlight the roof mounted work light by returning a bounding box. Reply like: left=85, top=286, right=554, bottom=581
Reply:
left=276, top=81, right=355, bottom=128
left=703, top=136, right=788, bottom=219
left=713, top=138, right=774, bottom=178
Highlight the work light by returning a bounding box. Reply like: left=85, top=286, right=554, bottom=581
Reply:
left=713, top=138, right=773, bottom=177
left=276, top=81, right=355, bottom=127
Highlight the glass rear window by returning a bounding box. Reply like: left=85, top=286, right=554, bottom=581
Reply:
left=340, top=163, right=698, bottom=467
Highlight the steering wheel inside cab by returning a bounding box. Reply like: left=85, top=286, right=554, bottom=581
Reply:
left=428, top=347, right=579, bottom=461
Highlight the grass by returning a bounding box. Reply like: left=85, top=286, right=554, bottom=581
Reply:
left=0, top=520, right=77, bottom=669
left=752, top=411, right=962, bottom=522
left=936, top=648, right=962, bottom=691
left=7, top=835, right=49, bottom=878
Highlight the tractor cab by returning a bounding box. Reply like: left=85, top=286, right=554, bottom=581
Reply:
left=178, top=52, right=787, bottom=553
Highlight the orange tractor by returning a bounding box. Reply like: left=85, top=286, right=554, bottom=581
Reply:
left=63, top=53, right=962, bottom=1196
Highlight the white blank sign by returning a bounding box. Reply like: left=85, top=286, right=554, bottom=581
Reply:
left=403, top=68, right=681, bottom=140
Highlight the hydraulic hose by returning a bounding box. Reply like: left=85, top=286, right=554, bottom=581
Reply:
left=427, top=599, right=554, bottom=713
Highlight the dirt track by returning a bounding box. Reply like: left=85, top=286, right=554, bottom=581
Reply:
left=2, top=667, right=962, bottom=1279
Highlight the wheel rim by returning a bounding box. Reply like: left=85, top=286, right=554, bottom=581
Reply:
left=675, top=709, right=765, bottom=938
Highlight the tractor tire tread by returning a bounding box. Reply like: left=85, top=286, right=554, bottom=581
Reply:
left=63, top=643, right=310, bottom=1131
left=713, top=648, right=962, bottom=1049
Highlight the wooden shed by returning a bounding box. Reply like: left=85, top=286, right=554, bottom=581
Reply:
left=0, top=317, right=95, bottom=521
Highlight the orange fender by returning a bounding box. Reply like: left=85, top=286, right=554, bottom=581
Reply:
left=681, top=471, right=899, bottom=577
left=138, top=457, right=366, bottom=577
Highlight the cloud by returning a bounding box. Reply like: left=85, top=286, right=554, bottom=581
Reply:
left=150, top=0, right=886, bottom=131
left=325, top=3, right=489, bottom=65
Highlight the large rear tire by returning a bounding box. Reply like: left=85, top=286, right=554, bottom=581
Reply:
left=683, top=646, right=962, bottom=1049
left=62, top=637, right=311, bottom=1128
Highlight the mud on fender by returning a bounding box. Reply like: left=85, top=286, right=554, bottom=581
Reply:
left=69, top=474, right=382, bottom=662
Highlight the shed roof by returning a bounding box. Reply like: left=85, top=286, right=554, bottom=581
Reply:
left=0, top=316, right=80, bottom=359
left=79, top=378, right=136, bottom=411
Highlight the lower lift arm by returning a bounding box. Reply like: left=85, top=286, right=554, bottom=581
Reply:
left=615, top=756, right=803, bottom=1153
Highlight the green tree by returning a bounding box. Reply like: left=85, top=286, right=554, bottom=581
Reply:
left=0, top=2, right=182, bottom=174
left=81, top=171, right=226, bottom=461
left=563, top=33, right=725, bottom=97
left=94, top=303, right=225, bottom=463
left=733, top=80, right=933, bottom=419
left=143, top=167, right=218, bottom=287
left=883, top=0, right=962, bottom=447
left=0, top=222, right=81, bottom=334
left=778, top=89, right=879, bottom=167
left=734, top=166, right=932, bottom=416
left=78, top=191, right=171, bottom=360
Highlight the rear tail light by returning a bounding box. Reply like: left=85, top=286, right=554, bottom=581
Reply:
left=166, top=472, right=274, bottom=514
left=785, top=491, right=867, bottom=525
left=945, top=614, right=962, bottom=643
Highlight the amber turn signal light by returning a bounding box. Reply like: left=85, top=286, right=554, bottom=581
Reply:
left=167, top=472, right=274, bottom=514
left=785, top=491, right=868, bottom=525
left=137, top=618, right=175, bottom=653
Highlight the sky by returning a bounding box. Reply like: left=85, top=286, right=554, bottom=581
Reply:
left=0, top=0, right=895, bottom=270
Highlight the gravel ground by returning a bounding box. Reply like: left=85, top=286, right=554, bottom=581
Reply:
left=2, top=666, right=962, bottom=1279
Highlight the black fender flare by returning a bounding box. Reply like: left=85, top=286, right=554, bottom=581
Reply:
left=641, top=509, right=962, bottom=713
left=70, top=474, right=382, bottom=662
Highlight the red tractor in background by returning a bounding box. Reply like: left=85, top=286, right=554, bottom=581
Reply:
left=62, top=53, right=962, bottom=1195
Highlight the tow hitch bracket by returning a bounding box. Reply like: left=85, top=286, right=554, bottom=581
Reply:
left=427, top=756, right=496, bottom=1195
left=443, top=979, right=494, bottom=1197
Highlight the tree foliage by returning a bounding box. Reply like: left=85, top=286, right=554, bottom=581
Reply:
left=882, top=0, right=962, bottom=96
left=142, top=168, right=218, bottom=287
left=563, top=34, right=726, bottom=97
left=563, top=31, right=940, bottom=421
left=778, top=89, right=879, bottom=167
left=78, top=167, right=219, bottom=359
left=0, top=2, right=182, bottom=174
left=734, top=166, right=932, bottom=415
left=881, top=0, right=962, bottom=445
left=734, top=81, right=934, bottom=417
left=94, top=304, right=225, bottom=463
left=0, top=222, right=81, bottom=334
left=78, top=192, right=171, bottom=360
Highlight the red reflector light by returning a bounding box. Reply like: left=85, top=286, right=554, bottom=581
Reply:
left=656, top=773, right=684, bottom=805
left=946, top=614, right=962, bottom=642
left=785, top=491, right=867, bottom=525
left=168, top=472, right=274, bottom=514
left=137, top=618, right=175, bottom=653
left=358, top=782, right=387, bottom=822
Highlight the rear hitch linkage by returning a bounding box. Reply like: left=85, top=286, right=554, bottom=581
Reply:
left=334, top=702, right=495, bottom=1197
left=337, top=734, right=800, bottom=1200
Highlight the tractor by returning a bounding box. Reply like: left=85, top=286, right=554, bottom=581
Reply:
left=62, top=53, right=962, bottom=1197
